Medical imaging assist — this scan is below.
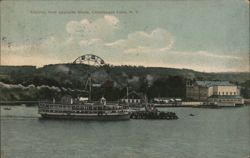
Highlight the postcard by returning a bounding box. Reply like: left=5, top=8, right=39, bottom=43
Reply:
left=1, top=0, right=249, bottom=158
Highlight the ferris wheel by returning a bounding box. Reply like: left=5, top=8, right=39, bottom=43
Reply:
left=73, top=54, right=105, bottom=66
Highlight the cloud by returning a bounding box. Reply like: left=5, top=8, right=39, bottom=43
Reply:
left=105, top=28, right=174, bottom=54
left=104, top=15, right=119, bottom=26
left=66, top=15, right=119, bottom=40
left=174, top=51, right=241, bottom=60
left=0, top=82, right=88, bottom=93
left=157, top=50, right=248, bottom=72
left=1, top=15, right=248, bottom=73
left=109, top=49, right=248, bottom=72
left=79, top=38, right=103, bottom=49
left=0, top=82, right=61, bottom=92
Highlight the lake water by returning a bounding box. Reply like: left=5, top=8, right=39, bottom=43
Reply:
left=1, top=105, right=249, bottom=158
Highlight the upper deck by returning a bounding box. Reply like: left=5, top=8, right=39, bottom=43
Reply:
left=38, top=102, right=128, bottom=115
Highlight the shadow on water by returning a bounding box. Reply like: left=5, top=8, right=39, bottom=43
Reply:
left=37, top=117, right=130, bottom=123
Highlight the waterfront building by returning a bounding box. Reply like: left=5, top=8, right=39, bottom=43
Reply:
left=186, top=80, right=244, bottom=105
left=208, top=95, right=244, bottom=105
left=120, top=91, right=145, bottom=105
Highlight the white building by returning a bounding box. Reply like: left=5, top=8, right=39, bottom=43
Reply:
left=186, top=81, right=244, bottom=105
left=120, top=91, right=145, bottom=105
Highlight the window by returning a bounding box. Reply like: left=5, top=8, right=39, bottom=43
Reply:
left=226, top=92, right=228, bottom=95
left=222, top=92, right=224, bottom=95
left=230, top=92, right=232, bottom=95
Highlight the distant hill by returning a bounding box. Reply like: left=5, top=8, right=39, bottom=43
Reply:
left=0, top=65, right=36, bottom=74
left=0, top=64, right=249, bottom=101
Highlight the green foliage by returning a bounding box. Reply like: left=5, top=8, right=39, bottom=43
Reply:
left=0, top=64, right=249, bottom=101
left=240, top=80, right=250, bottom=98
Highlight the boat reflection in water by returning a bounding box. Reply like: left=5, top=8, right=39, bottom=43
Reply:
left=38, top=97, right=130, bottom=121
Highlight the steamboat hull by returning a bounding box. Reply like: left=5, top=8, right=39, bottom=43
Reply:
left=40, top=113, right=130, bottom=121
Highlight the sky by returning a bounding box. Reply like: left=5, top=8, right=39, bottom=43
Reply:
left=1, top=0, right=249, bottom=72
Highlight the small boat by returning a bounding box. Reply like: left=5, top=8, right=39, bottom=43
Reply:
left=3, top=107, right=11, bottom=110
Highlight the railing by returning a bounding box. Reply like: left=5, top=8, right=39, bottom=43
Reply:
left=38, top=102, right=128, bottom=114
left=39, top=103, right=124, bottom=109
left=39, top=109, right=127, bottom=113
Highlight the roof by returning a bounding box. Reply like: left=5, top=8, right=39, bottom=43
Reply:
left=196, top=81, right=234, bottom=87
left=122, top=91, right=144, bottom=99
left=209, top=95, right=243, bottom=99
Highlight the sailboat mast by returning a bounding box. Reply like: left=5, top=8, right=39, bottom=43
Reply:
left=89, top=76, right=92, bottom=102
left=126, top=86, right=129, bottom=107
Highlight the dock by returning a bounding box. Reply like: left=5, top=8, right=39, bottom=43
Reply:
left=0, top=101, right=39, bottom=106
left=130, top=111, right=178, bottom=120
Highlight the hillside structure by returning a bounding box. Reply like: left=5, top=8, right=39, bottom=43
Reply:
left=186, top=81, right=244, bottom=105
left=120, top=91, right=145, bottom=106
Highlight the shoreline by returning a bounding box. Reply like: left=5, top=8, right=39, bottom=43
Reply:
left=1, top=101, right=249, bottom=109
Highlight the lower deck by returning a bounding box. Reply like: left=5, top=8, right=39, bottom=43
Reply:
left=40, top=112, right=130, bottom=121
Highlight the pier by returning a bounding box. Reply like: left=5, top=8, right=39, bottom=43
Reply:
left=0, top=101, right=39, bottom=106
left=130, top=111, right=178, bottom=120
